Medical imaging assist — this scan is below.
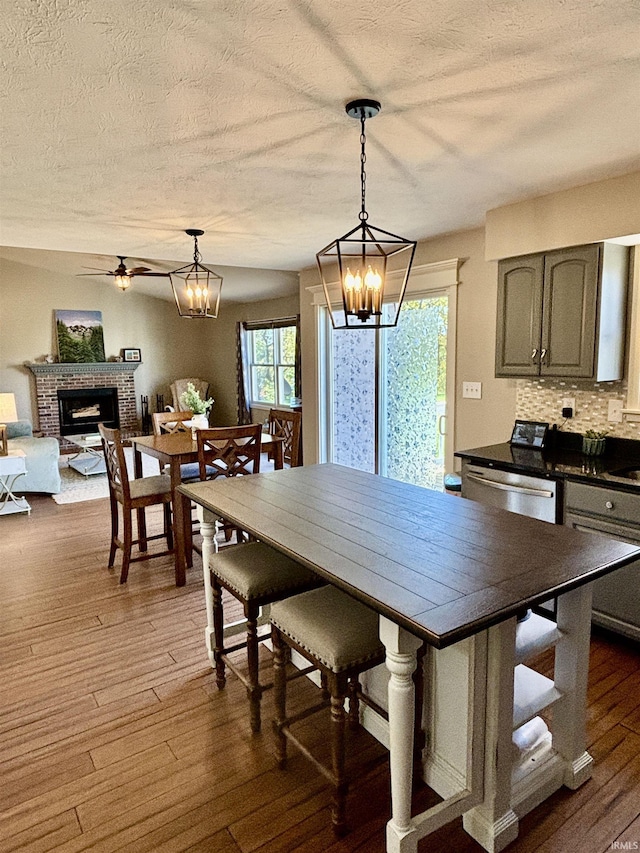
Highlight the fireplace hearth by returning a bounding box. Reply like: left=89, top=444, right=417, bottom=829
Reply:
left=27, top=362, right=140, bottom=446
left=57, top=387, right=119, bottom=436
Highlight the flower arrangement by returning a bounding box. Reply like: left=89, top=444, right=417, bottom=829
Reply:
left=179, top=382, right=214, bottom=415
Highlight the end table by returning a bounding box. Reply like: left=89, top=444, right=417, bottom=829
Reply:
left=0, top=449, right=31, bottom=516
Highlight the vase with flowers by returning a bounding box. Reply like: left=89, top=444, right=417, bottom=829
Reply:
left=179, top=382, right=214, bottom=436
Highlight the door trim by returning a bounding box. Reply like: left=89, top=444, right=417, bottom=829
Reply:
left=311, top=259, right=461, bottom=477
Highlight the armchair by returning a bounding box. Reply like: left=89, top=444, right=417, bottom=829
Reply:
left=170, top=378, right=210, bottom=412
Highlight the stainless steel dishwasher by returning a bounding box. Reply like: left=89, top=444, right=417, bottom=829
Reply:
left=461, top=460, right=560, bottom=616
left=461, top=460, right=560, bottom=523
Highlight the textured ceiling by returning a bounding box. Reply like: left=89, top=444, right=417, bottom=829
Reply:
left=1, top=0, right=639, bottom=299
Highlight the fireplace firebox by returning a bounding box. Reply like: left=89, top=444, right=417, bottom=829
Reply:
left=57, top=387, right=120, bottom=436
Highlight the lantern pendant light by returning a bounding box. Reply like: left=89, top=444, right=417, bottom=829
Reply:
left=316, top=99, right=417, bottom=329
left=169, top=229, right=223, bottom=319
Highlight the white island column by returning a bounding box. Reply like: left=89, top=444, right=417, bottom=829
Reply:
left=380, top=616, right=423, bottom=853
left=196, top=505, right=219, bottom=667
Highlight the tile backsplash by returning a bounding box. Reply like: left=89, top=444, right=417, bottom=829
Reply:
left=516, top=378, right=639, bottom=439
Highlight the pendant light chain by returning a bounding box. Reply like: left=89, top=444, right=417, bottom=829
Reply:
left=359, top=115, right=368, bottom=223
left=193, top=234, right=201, bottom=264
left=315, top=97, right=417, bottom=329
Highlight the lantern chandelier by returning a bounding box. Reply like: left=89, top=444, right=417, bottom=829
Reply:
left=169, top=229, right=223, bottom=319
left=316, top=99, right=417, bottom=330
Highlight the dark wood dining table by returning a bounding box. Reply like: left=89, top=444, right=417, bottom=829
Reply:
left=180, top=462, right=640, bottom=853
left=131, top=431, right=284, bottom=586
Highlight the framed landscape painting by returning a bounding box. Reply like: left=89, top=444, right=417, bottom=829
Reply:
left=55, top=310, right=106, bottom=363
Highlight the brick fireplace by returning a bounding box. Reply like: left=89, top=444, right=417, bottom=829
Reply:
left=27, top=362, right=140, bottom=447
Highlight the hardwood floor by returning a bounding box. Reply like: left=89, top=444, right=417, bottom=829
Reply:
left=1, top=493, right=639, bottom=852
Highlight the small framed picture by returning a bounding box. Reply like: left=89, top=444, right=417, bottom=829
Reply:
left=122, top=348, right=142, bottom=363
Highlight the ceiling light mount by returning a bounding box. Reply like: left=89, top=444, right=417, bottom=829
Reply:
left=345, top=99, right=381, bottom=121
left=169, top=229, right=223, bottom=319
left=316, top=98, right=416, bottom=329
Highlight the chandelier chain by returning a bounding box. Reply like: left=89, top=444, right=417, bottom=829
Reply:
left=193, top=235, right=201, bottom=264
left=359, top=115, right=368, bottom=222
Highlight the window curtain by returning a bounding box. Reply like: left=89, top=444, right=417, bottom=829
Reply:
left=294, top=314, right=302, bottom=400
left=236, top=322, right=252, bottom=425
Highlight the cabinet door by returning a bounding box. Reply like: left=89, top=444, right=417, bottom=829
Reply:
left=495, top=255, right=544, bottom=377
left=540, top=245, right=599, bottom=377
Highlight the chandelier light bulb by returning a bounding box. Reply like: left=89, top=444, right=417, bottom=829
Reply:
left=364, top=265, right=381, bottom=290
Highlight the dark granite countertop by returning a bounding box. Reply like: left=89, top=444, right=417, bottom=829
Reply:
left=455, top=433, right=640, bottom=494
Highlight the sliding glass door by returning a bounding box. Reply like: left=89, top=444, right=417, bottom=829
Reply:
left=324, top=294, right=450, bottom=490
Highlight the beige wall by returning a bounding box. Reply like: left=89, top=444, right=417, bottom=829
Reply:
left=3, top=171, right=636, bottom=450
left=196, top=294, right=301, bottom=427
left=0, top=250, right=299, bottom=430
left=300, top=167, right=640, bottom=466
left=299, top=227, right=518, bottom=467
left=486, top=171, right=640, bottom=260
left=486, top=171, right=640, bottom=438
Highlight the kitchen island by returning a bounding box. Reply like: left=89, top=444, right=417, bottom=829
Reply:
left=180, top=463, right=639, bottom=853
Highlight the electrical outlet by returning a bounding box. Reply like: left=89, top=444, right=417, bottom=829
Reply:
left=561, top=397, right=576, bottom=416
left=608, top=399, right=624, bottom=423
left=462, top=382, right=482, bottom=399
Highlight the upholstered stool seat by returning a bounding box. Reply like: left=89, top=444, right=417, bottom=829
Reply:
left=270, top=585, right=388, bottom=836
left=209, top=541, right=322, bottom=733
left=270, top=585, right=384, bottom=672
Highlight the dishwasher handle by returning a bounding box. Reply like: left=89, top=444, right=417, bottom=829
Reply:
left=465, top=473, right=555, bottom=499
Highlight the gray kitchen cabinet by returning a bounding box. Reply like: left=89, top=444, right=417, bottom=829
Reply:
left=495, top=243, right=628, bottom=380
left=564, top=481, right=640, bottom=642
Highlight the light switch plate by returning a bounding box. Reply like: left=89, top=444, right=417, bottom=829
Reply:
left=463, top=381, right=482, bottom=399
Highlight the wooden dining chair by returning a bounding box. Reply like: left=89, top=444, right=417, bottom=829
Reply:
left=152, top=410, right=193, bottom=436
left=98, top=424, right=174, bottom=584
left=196, top=423, right=263, bottom=481
left=196, top=423, right=263, bottom=544
left=196, top=423, right=321, bottom=732
left=151, top=409, right=200, bottom=484
left=268, top=408, right=302, bottom=467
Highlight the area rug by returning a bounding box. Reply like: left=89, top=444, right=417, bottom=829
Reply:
left=52, top=449, right=158, bottom=505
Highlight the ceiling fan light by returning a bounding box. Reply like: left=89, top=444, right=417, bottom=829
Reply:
left=114, top=273, right=131, bottom=291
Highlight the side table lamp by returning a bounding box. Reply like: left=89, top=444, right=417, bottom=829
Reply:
left=0, top=393, right=18, bottom=456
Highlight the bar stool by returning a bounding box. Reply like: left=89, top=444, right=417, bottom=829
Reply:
left=209, top=541, right=322, bottom=733
left=270, top=585, right=388, bottom=836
